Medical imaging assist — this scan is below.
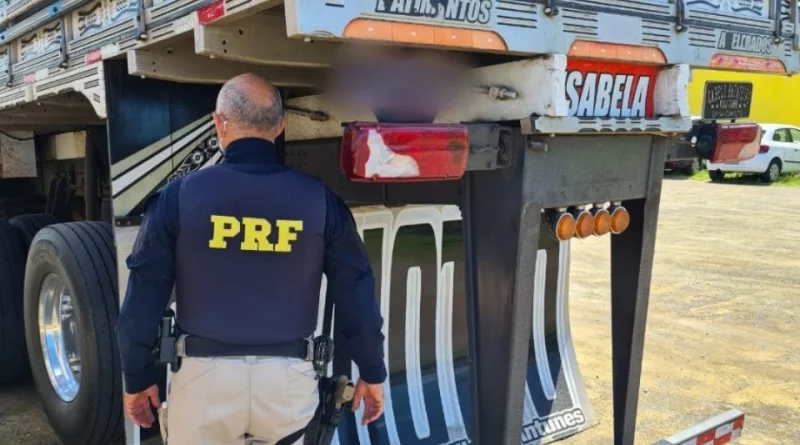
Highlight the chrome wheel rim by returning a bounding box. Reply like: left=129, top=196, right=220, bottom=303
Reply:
left=39, top=273, right=81, bottom=402
left=769, top=164, right=780, bottom=181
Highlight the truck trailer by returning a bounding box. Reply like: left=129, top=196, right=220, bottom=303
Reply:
left=0, top=0, right=786, bottom=444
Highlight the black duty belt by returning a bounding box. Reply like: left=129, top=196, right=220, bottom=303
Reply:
left=177, top=335, right=313, bottom=361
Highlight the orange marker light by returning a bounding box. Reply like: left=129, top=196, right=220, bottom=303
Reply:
left=609, top=205, right=630, bottom=235
left=573, top=210, right=594, bottom=239
left=551, top=212, right=576, bottom=241
left=590, top=207, right=612, bottom=236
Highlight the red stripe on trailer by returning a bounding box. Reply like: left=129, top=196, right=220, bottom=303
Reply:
left=197, top=0, right=224, bottom=24
left=661, top=410, right=744, bottom=445
left=697, top=430, right=716, bottom=444
left=714, top=432, right=732, bottom=444
left=716, top=421, right=734, bottom=437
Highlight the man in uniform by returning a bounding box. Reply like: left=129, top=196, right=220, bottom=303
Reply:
left=116, top=73, right=386, bottom=445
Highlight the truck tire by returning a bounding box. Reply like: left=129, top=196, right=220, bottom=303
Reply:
left=10, top=213, right=58, bottom=251
left=23, top=222, right=123, bottom=445
left=0, top=219, right=29, bottom=384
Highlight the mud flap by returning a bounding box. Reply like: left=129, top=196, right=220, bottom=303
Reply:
left=310, top=203, right=597, bottom=445
left=463, top=130, right=665, bottom=445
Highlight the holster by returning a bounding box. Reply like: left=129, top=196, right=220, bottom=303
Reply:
left=155, top=309, right=181, bottom=373
left=304, top=375, right=355, bottom=445
left=303, top=292, right=355, bottom=445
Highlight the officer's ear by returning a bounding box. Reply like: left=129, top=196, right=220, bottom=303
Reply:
left=276, top=116, right=286, bottom=135
left=213, top=112, right=226, bottom=135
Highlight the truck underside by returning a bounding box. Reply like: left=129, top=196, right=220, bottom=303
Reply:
left=0, top=0, right=775, bottom=444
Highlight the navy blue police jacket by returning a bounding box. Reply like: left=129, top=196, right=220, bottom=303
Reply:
left=116, top=137, right=387, bottom=394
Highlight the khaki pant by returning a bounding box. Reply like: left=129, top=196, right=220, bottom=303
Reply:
left=161, top=356, right=319, bottom=445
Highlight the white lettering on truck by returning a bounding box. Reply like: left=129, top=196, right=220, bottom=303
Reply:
left=565, top=71, right=650, bottom=118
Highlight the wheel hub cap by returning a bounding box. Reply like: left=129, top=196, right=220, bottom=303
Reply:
left=39, top=273, right=81, bottom=402
left=770, top=165, right=779, bottom=180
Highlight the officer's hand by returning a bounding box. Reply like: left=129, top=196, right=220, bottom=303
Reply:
left=351, top=379, right=384, bottom=425
left=124, top=384, right=161, bottom=428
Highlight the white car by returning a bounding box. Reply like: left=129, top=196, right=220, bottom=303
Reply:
left=707, top=123, right=800, bottom=183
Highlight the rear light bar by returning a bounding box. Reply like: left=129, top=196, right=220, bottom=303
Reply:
left=548, top=203, right=629, bottom=240
left=711, top=123, right=761, bottom=164
left=717, top=124, right=759, bottom=144
left=340, top=122, right=469, bottom=182
left=759, top=145, right=770, bottom=154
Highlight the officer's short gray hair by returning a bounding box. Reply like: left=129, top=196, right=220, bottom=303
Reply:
left=217, top=76, right=283, bottom=131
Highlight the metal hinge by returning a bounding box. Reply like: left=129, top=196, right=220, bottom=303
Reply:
left=58, top=18, right=69, bottom=68
left=772, top=1, right=785, bottom=44
left=466, top=124, right=513, bottom=171
left=675, top=0, right=688, bottom=32
left=135, top=0, right=148, bottom=41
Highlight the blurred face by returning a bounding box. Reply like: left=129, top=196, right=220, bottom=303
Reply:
left=212, top=111, right=228, bottom=151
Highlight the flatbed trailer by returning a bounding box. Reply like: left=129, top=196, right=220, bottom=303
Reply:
left=0, top=0, right=785, bottom=444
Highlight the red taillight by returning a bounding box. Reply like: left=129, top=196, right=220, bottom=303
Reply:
left=340, top=122, right=469, bottom=182
left=711, top=123, right=761, bottom=163
left=759, top=145, right=770, bottom=154
left=716, top=124, right=759, bottom=144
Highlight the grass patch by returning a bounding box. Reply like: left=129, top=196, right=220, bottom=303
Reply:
left=690, top=169, right=800, bottom=187
left=690, top=170, right=710, bottom=182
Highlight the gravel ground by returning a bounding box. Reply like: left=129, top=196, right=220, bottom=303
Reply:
left=1, top=177, right=798, bottom=445
left=566, top=176, right=800, bottom=444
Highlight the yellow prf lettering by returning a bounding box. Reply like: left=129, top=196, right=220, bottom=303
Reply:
left=240, top=217, right=274, bottom=251
left=208, top=215, right=241, bottom=249
left=274, top=220, right=304, bottom=252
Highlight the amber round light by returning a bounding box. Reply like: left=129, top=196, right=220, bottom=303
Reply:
left=591, top=208, right=612, bottom=236
left=554, top=213, right=576, bottom=241
left=610, top=206, right=630, bottom=234
left=574, top=211, right=594, bottom=239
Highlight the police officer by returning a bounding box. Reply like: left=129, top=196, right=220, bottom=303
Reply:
left=116, top=73, right=386, bottom=445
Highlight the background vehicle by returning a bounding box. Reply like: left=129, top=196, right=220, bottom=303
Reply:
left=665, top=117, right=707, bottom=176
left=0, top=0, right=783, bottom=445
left=707, top=123, right=800, bottom=183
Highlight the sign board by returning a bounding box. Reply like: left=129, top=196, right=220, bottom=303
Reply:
left=702, top=81, right=753, bottom=120
left=565, top=60, right=659, bottom=118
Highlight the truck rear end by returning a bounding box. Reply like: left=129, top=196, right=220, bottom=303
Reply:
left=0, top=0, right=789, bottom=444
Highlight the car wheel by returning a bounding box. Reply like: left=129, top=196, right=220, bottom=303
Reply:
left=709, top=170, right=725, bottom=182
left=24, top=222, right=124, bottom=445
left=681, top=159, right=699, bottom=175
left=761, top=159, right=781, bottom=183
left=0, top=220, right=29, bottom=384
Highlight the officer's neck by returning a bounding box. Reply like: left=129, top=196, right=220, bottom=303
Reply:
left=222, top=138, right=278, bottom=165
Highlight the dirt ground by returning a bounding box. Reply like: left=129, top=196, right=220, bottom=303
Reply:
left=0, top=178, right=798, bottom=444
left=566, top=176, right=800, bottom=444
